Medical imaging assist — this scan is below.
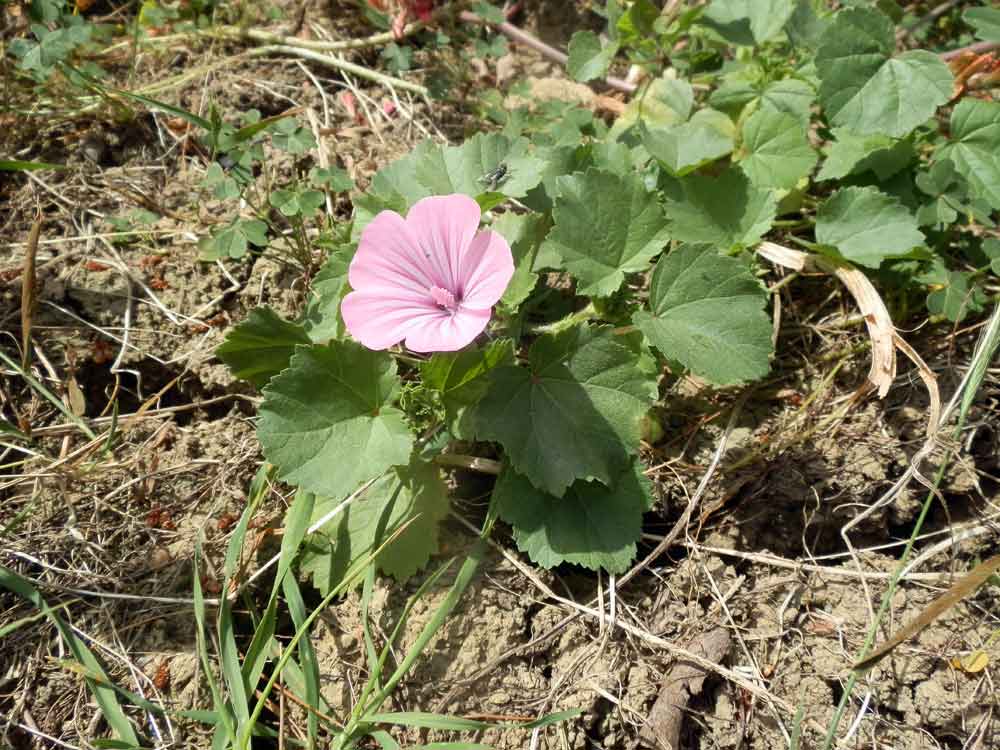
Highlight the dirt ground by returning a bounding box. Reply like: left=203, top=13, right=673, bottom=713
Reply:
left=2, top=1, right=1000, bottom=749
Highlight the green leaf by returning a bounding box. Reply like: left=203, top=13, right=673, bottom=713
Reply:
left=786, top=0, right=829, bottom=49
left=663, top=168, right=777, bottom=250
left=300, top=243, right=357, bottom=342
left=938, top=98, right=1000, bottom=210
left=422, top=339, right=515, bottom=439
left=494, top=460, right=654, bottom=573
left=608, top=76, right=692, bottom=141
left=215, top=307, right=311, bottom=387
left=640, top=109, right=736, bottom=176
left=310, top=166, right=354, bottom=192
left=258, top=341, right=414, bottom=499
left=965, top=7, right=1000, bottom=42
left=474, top=326, right=657, bottom=497
left=300, top=460, right=449, bottom=593
left=815, top=186, right=925, bottom=268
left=541, top=169, right=671, bottom=297
left=633, top=244, right=772, bottom=385
left=471, top=0, right=505, bottom=24
left=985, top=239, right=1000, bottom=276
left=738, top=109, right=818, bottom=189
left=270, top=118, right=317, bottom=154
left=270, top=186, right=326, bottom=218
left=616, top=0, right=658, bottom=41
left=815, top=8, right=952, bottom=138
left=926, top=271, right=986, bottom=323
left=701, top=0, right=796, bottom=45
left=817, top=128, right=914, bottom=181
left=567, top=30, right=619, bottom=83
left=759, top=78, right=816, bottom=128
left=415, top=133, right=545, bottom=200
left=198, top=218, right=268, bottom=260
left=492, top=212, right=546, bottom=309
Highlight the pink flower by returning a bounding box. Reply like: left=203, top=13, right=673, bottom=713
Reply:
left=341, top=194, right=515, bottom=352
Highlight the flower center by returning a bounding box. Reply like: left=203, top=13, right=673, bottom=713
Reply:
left=430, top=286, right=459, bottom=312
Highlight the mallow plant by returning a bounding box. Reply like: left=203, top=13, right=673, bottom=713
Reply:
left=213, top=1, right=1000, bottom=594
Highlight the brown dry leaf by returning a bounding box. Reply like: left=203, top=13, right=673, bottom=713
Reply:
left=951, top=650, right=990, bottom=673
left=854, top=554, right=1000, bottom=672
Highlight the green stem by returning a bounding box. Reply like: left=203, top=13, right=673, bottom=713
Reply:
left=527, top=303, right=597, bottom=335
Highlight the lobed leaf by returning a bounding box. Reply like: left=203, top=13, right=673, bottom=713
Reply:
left=738, top=109, right=818, bottom=189
left=663, top=168, right=776, bottom=250
left=257, top=342, right=413, bottom=500
left=815, top=8, right=952, bottom=138
left=937, top=98, right=1000, bottom=211
left=541, top=169, right=671, bottom=297
left=300, top=461, right=449, bottom=594
left=474, top=326, right=658, bottom=497
left=494, top=460, right=654, bottom=573
left=215, top=306, right=311, bottom=388
left=815, top=186, right=925, bottom=268
left=634, top=244, right=772, bottom=385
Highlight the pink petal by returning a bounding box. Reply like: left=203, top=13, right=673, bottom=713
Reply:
left=341, top=289, right=435, bottom=350
left=404, top=307, right=492, bottom=352
left=349, top=209, right=445, bottom=294
left=405, top=194, right=482, bottom=293
left=459, top=229, right=515, bottom=309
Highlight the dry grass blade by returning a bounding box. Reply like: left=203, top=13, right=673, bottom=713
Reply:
left=20, top=211, right=41, bottom=371
left=853, top=554, right=1000, bottom=672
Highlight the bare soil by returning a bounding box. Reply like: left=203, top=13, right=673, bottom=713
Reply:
left=2, top=2, right=999, bottom=749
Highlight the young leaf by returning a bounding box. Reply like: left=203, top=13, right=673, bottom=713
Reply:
left=965, top=7, right=1000, bottom=42
left=257, top=342, right=414, bottom=500
left=817, top=128, right=914, bottom=181
left=474, top=326, right=657, bottom=497
left=633, top=244, right=772, bottom=385
left=567, top=30, right=619, bottom=83
left=198, top=218, right=268, bottom=260
left=700, top=0, right=796, bottom=46
left=494, top=460, right=654, bottom=574
left=815, top=8, right=952, bottom=137
left=937, top=98, right=1000, bottom=210
left=215, top=307, right=311, bottom=387
left=640, top=109, right=736, bottom=176
left=421, top=339, right=515, bottom=439
left=738, top=109, right=818, bottom=189
left=300, top=461, right=449, bottom=594
left=663, top=168, right=777, bottom=250
left=541, top=169, right=671, bottom=297
left=815, top=186, right=925, bottom=268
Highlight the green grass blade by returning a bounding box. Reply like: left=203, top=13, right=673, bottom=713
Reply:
left=0, top=567, right=139, bottom=745
left=367, top=708, right=580, bottom=732
left=241, top=520, right=416, bottom=750
left=0, top=350, right=96, bottom=439
left=219, top=502, right=258, bottom=729
left=282, top=570, right=322, bottom=747
left=193, top=540, right=237, bottom=746
left=242, top=488, right=313, bottom=691
left=60, top=62, right=214, bottom=131
left=0, top=160, right=67, bottom=171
